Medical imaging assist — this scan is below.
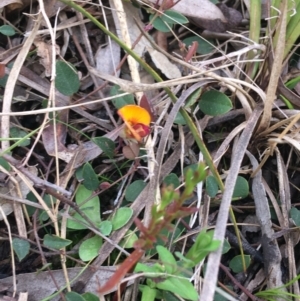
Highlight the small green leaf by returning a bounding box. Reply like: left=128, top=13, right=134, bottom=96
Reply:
left=82, top=292, right=99, bottom=301
left=43, top=234, right=72, bottom=250
left=214, top=286, right=233, bottom=301
left=120, top=230, right=138, bottom=248
left=161, top=10, right=189, bottom=25
left=229, top=255, right=251, bottom=273
left=110, top=85, right=135, bottom=109
left=150, top=14, right=172, bottom=33
left=206, top=175, right=219, bottom=197
left=156, top=245, right=177, bottom=274
left=183, top=36, right=215, bottom=55
left=0, top=157, right=10, bottom=171
left=92, top=137, right=115, bottom=158
left=55, top=60, right=80, bottom=96
left=79, top=235, right=102, bottom=261
left=112, top=207, right=133, bottom=230
left=65, top=292, right=85, bottom=301
left=0, top=25, right=16, bottom=36
left=163, top=173, right=180, bottom=188
left=141, top=285, right=157, bottom=301
left=67, top=185, right=101, bottom=229
left=125, top=180, right=147, bottom=202
left=222, top=239, right=231, bottom=254
left=290, top=207, right=300, bottom=226
left=12, top=238, right=30, bottom=261
left=174, top=112, right=186, bottom=125
left=82, top=292, right=100, bottom=301
left=199, top=90, right=232, bottom=116
left=156, top=277, right=198, bottom=301
left=99, top=220, right=112, bottom=236
left=82, top=163, right=100, bottom=191
left=184, top=87, right=202, bottom=108
left=10, top=127, right=31, bottom=147
left=233, top=176, right=249, bottom=199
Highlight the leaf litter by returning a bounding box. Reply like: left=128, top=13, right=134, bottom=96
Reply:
left=1, top=0, right=300, bottom=301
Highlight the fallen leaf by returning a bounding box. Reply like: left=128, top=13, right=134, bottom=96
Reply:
left=0, top=0, right=22, bottom=10
left=147, top=46, right=181, bottom=79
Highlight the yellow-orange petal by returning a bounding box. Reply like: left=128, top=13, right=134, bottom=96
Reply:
left=117, top=105, right=151, bottom=126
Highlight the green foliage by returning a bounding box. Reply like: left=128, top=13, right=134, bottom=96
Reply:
left=82, top=162, right=100, bottom=191
left=79, top=235, right=102, bottom=261
left=120, top=230, right=139, bottom=248
left=290, top=207, right=300, bottom=226
left=232, top=176, right=249, bottom=199
left=229, top=255, right=251, bottom=273
left=174, top=112, right=186, bottom=125
left=125, top=180, right=147, bottom=202
left=67, top=185, right=101, bottom=229
left=206, top=175, right=219, bottom=197
left=110, top=85, right=135, bottom=109
left=99, top=220, right=113, bottom=236
left=12, top=238, right=30, bottom=261
left=10, top=127, right=31, bottom=147
left=43, top=234, right=72, bottom=250
left=183, top=36, right=215, bottom=55
left=0, top=157, right=10, bottom=171
left=81, top=292, right=100, bottom=301
left=111, top=207, right=133, bottom=230
left=150, top=10, right=188, bottom=33
left=55, top=60, right=80, bottom=96
left=65, top=292, right=85, bottom=301
left=0, top=25, right=15, bottom=36
left=185, top=230, right=220, bottom=267
left=92, top=137, right=115, bottom=158
left=163, top=173, right=180, bottom=188
left=199, top=90, right=232, bottom=116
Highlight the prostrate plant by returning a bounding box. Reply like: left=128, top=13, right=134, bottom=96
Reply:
left=97, top=163, right=221, bottom=300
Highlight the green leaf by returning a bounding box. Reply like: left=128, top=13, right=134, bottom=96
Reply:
left=232, top=176, right=249, bottom=199
left=163, top=173, right=180, bottom=188
left=156, top=245, right=177, bottom=274
left=65, top=292, right=85, bottom=301
left=184, top=87, right=202, bottom=108
left=290, top=207, right=300, bottom=226
left=110, top=85, right=135, bottom=109
left=222, top=239, right=231, bottom=254
left=206, top=175, right=219, bottom=197
left=161, top=10, right=189, bottom=25
left=120, top=230, right=138, bottom=248
left=82, top=163, right=100, bottom=191
left=10, top=127, right=31, bottom=147
left=99, top=220, right=113, bottom=236
left=67, top=185, right=101, bottom=229
left=150, top=14, right=172, bottom=33
left=174, top=112, right=186, bottom=125
left=82, top=292, right=100, bottom=301
left=0, top=25, right=15, bottom=36
left=79, top=235, right=102, bottom=261
left=141, top=286, right=157, bottom=301
left=0, top=157, right=10, bottom=171
left=156, top=277, right=198, bottom=301
left=183, top=36, right=215, bottom=55
left=55, top=60, right=80, bottom=96
left=229, top=255, right=251, bottom=273
left=199, top=90, right=232, bottom=116
left=12, top=238, right=30, bottom=261
left=112, top=207, right=133, bottom=230
left=43, top=234, right=72, bottom=250
left=92, top=137, right=115, bottom=158
left=125, top=180, right=147, bottom=202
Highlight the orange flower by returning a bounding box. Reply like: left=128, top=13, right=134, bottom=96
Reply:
left=118, top=105, right=151, bottom=142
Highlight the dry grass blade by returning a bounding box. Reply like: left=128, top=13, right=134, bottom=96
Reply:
left=200, top=105, right=263, bottom=301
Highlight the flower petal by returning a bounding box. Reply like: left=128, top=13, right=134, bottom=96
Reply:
left=118, top=105, right=151, bottom=126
